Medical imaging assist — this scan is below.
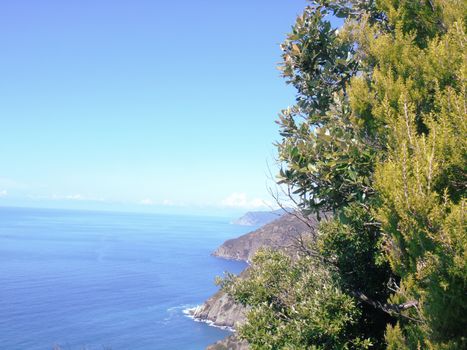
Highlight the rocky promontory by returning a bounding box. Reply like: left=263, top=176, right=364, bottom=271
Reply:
left=190, top=270, right=248, bottom=329
left=189, top=212, right=322, bottom=349
left=213, top=213, right=316, bottom=262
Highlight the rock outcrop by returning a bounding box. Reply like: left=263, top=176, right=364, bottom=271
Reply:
left=206, top=335, right=249, bottom=350
left=214, top=213, right=316, bottom=262
left=190, top=288, right=247, bottom=329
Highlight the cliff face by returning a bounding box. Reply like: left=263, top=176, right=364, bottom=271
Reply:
left=196, top=213, right=321, bottom=350
left=213, top=213, right=315, bottom=262
left=190, top=268, right=250, bottom=328
left=193, top=213, right=314, bottom=329
left=190, top=288, right=247, bottom=329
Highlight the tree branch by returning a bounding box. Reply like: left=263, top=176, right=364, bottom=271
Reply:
left=349, top=290, right=421, bottom=322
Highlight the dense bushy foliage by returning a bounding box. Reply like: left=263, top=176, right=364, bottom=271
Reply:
left=222, top=250, right=370, bottom=349
left=222, top=1, right=466, bottom=349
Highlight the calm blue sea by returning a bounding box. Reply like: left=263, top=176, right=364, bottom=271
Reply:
left=0, top=207, right=248, bottom=350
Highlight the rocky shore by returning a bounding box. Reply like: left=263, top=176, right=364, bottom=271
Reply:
left=190, top=212, right=319, bottom=349
left=189, top=282, right=247, bottom=329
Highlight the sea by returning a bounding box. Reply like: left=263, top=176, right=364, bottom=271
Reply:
left=0, top=206, right=249, bottom=350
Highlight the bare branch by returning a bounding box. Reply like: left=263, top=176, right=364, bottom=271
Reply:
left=349, top=290, right=421, bottom=322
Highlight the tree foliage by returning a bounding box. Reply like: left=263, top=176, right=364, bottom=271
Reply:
left=221, top=250, right=371, bottom=350
left=222, top=1, right=466, bottom=349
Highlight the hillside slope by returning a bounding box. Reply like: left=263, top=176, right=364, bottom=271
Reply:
left=214, top=213, right=316, bottom=262
left=192, top=213, right=323, bottom=349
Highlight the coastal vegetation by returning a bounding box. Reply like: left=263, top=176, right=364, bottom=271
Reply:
left=220, top=1, right=466, bottom=348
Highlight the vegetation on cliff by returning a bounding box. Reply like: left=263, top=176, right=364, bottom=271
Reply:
left=220, top=1, right=466, bottom=349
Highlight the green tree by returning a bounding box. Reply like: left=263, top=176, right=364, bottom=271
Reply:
left=367, top=5, right=467, bottom=347
left=222, top=1, right=466, bottom=348
left=221, top=250, right=370, bottom=349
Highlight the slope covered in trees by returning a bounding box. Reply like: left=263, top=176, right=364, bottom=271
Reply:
left=220, top=1, right=466, bottom=349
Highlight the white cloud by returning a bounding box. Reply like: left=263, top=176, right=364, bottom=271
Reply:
left=0, top=190, right=7, bottom=197
left=43, top=194, right=105, bottom=202
left=64, top=194, right=85, bottom=200
left=161, top=199, right=188, bottom=207
left=140, top=198, right=155, bottom=205
left=220, top=192, right=272, bottom=209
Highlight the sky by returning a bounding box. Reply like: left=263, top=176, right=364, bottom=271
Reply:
left=0, top=0, right=308, bottom=216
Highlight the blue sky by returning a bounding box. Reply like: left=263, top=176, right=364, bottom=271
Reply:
left=0, top=0, right=308, bottom=215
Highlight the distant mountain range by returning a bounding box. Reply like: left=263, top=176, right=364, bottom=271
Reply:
left=231, top=208, right=288, bottom=226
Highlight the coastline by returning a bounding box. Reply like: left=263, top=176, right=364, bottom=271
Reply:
left=190, top=213, right=315, bottom=349
left=183, top=306, right=236, bottom=332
